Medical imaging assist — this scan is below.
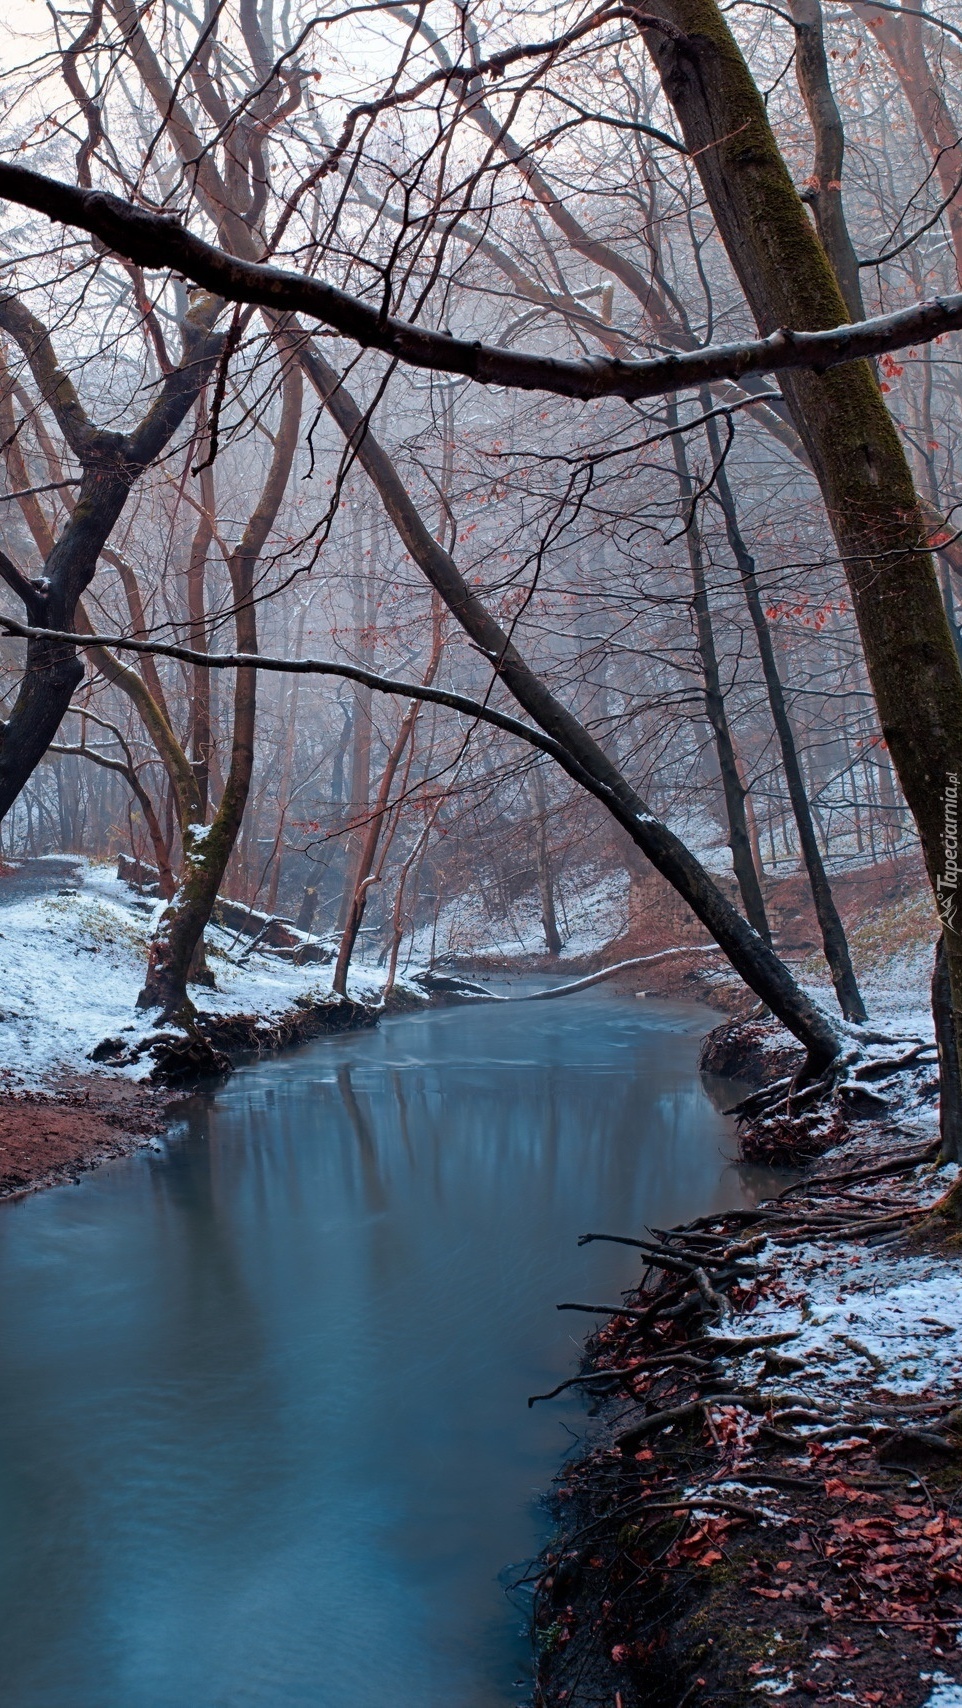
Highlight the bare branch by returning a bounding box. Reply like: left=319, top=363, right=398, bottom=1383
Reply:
left=0, top=612, right=601, bottom=782
left=3, top=164, right=962, bottom=400
left=0, top=547, right=44, bottom=617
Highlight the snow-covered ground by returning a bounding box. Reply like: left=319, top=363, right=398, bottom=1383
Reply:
left=407, top=863, right=630, bottom=963
left=0, top=859, right=390, bottom=1090
left=725, top=1188, right=961, bottom=1408
left=0, top=844, right=942, bottom=1090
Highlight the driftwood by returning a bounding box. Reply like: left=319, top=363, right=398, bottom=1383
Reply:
left=419, top=946, right=722, bottom=1008
left=517, top=946, right=721, bottom=1002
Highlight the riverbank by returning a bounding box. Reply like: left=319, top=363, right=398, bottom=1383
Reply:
left=0, top=1075, right=178, bottom=1200
left=532, top=1021, right=962, bottom=1708
left=0, top=857, right=408, bottom=1194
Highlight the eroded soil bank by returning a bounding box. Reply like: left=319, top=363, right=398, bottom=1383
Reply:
left=0, top=1077, right=175, bottom=1199
left=531, top=1021, right=961, bottom=1708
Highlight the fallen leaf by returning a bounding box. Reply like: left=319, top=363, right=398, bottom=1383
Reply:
left=824, top=1477, right=861, bottom=1501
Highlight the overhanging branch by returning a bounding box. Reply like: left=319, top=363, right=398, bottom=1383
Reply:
left=0, top=612, right=606, bottom=789
left=2, top=162, right=962, bottom=399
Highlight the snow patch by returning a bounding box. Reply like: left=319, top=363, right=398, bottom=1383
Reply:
left=921, top=1673, right=962, bottom=1707
left=725, top=1224, right=962, bottom=1402
left=0, top=860, right=401, bottom=1089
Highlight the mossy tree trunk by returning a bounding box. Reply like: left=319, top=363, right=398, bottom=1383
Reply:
left=647, top=0, right=962, bottom=1087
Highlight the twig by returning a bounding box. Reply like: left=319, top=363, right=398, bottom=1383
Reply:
left=527, top=1350, right=711, bottom=1406
left=693, top=1266, right=730, bottom=1318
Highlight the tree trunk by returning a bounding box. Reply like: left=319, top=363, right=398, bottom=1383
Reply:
left=332, top=608, right=442, bottom=995
left=850, top=0, right=962, bottom=287
left=648, top=0, right=960, bottom=1039
left=789, top=0, right=865, bottom=320
left=531, top=762, right=563, bottom=956
left=672, top=424, right=771, bottom=943
left=0, top=294, right=223, bottom=821
left=296, top=883, right=318, bottom=934
left=934, top=935, right=962, bottom=1162
left=703, top=416, right=867, bottom=1020
left=337, top=525, right=374, bottom=932
left=185, top=423, right=215, bottom=815
left=299, top=343, right=840, bottom=1070
left=138, top=352, right=302, bottom=1018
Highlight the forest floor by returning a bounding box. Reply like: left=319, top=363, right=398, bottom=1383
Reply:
left=0, top=1075, right=176, bottom=1199
left=531, top=1015, right=962, bottom=1708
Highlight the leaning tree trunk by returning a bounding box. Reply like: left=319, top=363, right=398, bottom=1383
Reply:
left=645, top=0, right=962, bottom=1066
left=109, top=17, right=842, bottom=1069
left=703, top=414, right=867, bottom=1022
left=0, top=292, right=223, bottom=820
left=138, top=353, right=302, bottom=1019
left=299, top=343, right=841, bottom=1070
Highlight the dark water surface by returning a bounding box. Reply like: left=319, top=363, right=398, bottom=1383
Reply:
left=0, top=990, right=766, bottom=1708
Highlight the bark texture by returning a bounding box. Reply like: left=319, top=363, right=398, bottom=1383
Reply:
left=138, top=353, right=302, bottom=1018
left=0, top=291, right=223, bottom=821
left=646, top=0, right=962, bottom=1079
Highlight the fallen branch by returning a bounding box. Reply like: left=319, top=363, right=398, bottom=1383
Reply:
left=616, top=1390, right=784, bottom=1451
left=690, top=1330, right=799, bottom=1355
left=774, top=1141, right=940, bottom=1198
left=519, top=947, right=721, bottom=1001
left=693, top=1266, right=731, bottom=1319
left=527, top=1350, right=712, bottom=1406
left=557, top=1300, right=661, bottom=1319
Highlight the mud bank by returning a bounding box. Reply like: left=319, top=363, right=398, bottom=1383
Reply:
left=0, top=994, right=388, bottom=1197
left=0, top=1077, right=176, bottom=1200
left=532, top=1035, right=960, bottom=1708
left=0, top=972, right=486, bottom=1197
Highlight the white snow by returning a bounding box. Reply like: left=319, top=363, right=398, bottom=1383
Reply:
left=406, top=862, right=631, bottom=962
left=0, top=860, right=394, bottom=1089
left=922, top=1674, right=962, bottom=1708
left=723, top=1228, right=962, bottom=1402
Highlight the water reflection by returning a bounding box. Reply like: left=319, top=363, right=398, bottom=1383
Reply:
left=0, top=991, right=772, bottom=1708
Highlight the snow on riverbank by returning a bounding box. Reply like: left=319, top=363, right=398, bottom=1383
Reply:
left=0, top=859, right=388, bottom=1090
left=721, top=1157, right=962, bottom=1409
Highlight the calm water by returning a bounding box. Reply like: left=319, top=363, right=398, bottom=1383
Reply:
left=0, top=990, right=765, bottom=1708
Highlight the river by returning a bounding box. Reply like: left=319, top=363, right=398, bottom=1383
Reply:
left=0, top=987, right=769, bottom=1707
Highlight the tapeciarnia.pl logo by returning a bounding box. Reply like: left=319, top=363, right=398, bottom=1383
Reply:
left=938, top=771, right=960, bottom=933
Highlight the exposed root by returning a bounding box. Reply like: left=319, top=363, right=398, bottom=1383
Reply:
left=713, top=1014, right=940, bottom=1167
left=531, top=1128, right=961, bottom=1708
left=90, top=995, right=380, bottom=1083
